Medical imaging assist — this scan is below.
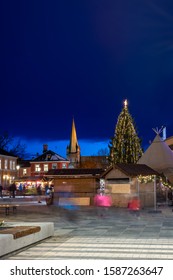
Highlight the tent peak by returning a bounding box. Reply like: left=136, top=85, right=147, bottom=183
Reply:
left=152, top=126, right=165, bottom=136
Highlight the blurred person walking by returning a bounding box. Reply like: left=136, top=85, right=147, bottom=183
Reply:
left=94, top=190, right=112, bottom=217
left=45, top=185, right=54, bottom=206
left=37, top=184, right=42, bottom=203
left=128, top=195, right=141, bottom=218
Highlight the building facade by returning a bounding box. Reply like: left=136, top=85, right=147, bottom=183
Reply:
left=0, top=148, right=18, bottom=189
left=15, top=145, right=70, bottom=191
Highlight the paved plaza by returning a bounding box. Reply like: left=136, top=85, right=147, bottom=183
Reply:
left=1, top=204, right=173, bottom=260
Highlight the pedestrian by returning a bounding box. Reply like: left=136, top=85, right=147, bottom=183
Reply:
left=18, top=183, right=23, bottom=196
left=0, top=184, right=3, bottom=198
left=45, top=184, right=49, bottom=195
left=58, top=188, right=79, bottom=222
left=50, top=184, right=54, bottom=199
left=9, top=182, right=16, bottom=198
left=37, top=184, right=42, bottom=203
left=128, top=195, right=141, bottom=218
left=45, top=186, right=54, bottom=205
left=94, top=190, right=112, bottom=217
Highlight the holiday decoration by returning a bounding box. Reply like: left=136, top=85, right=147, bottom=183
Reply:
left=109, top=99, right=143, bottom=164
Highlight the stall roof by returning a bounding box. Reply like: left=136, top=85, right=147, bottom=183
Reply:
left=101, top=163, right=159, bottom=178
left=15, top=176, right=43, bottom=182
left=46, top=168, right=104, bottom=177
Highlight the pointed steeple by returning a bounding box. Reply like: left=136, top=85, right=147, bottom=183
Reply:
left=66, top=118, right=80, bottom=167
left=69, top=118, right=78, bottom=153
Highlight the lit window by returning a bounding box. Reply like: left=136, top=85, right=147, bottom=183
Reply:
left=62, top=163, right=67, bottom=169
left=52, top=163, right=57, bottom=169
left=10, top=160, right=12, bottom=170
left=23, top=169, right=27, bottom=175
left=44, top=164, right=48, bottom=171
left=35, top=164, right=41, bottom=172
left=4, top=160, right=8, bottom=169
left=13, top=161, right=15, bottom=170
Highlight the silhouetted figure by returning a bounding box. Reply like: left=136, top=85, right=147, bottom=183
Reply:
left=9, top=182, right=16, bottom=198
left=37, top=184, right=42, bottom=203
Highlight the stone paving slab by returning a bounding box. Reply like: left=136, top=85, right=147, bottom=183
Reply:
left=1, top=205, right=173, bottom=259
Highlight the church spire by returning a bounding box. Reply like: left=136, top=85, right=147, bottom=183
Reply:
left=69, top=118, right=78, bottom=153
left=66, top=118, right=80, bottom=167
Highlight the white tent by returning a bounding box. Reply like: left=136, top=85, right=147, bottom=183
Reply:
left=138, top=134, right=173, bottom=182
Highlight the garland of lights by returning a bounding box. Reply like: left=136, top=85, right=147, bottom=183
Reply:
left=137, top=175, right=155, bottom=184
left=137, top=175, right=173, bottom=190
left=160, top=177, right=173, bottom=190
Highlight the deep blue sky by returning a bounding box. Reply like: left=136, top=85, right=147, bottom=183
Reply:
left=1, top=0, right=173, bottom=157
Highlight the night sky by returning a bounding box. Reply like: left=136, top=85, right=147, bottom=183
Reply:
left=1, top=0, right=173, bottom=157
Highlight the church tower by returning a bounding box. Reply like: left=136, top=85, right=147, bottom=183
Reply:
left=66, top=118, right=80, bottom=168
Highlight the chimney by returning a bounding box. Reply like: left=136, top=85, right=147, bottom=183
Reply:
left=43, top=144, right=48, bottom=153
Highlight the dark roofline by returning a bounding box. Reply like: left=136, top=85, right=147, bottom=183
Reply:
left=33, top=150, right=55, bottom=161
left=32, top=150, right=69, bottom=162
left=0, top=148, right=17, bottom=158
left=101, top=163, right=160, bottom=178
left=46, top=168, right=104, bottom=177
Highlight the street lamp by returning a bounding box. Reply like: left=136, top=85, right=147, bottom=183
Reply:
left=16, top=165, right=20, bottom=177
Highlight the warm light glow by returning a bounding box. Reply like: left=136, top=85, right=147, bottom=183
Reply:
left=124, top=99, right=128, bottom=108
left=3, top=175, right=9, bottom=180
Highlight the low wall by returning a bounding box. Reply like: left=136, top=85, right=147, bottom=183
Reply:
left=0, top=222, right=54, bottom=258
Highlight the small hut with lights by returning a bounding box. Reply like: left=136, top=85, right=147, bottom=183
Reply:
left=101, top=163, right=159, bottom=208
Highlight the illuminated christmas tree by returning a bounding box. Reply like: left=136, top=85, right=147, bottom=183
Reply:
left=109, top=100, right=143, bottom=164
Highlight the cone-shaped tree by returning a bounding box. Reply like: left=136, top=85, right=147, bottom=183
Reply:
left=109, top=100, right=143, bottom=164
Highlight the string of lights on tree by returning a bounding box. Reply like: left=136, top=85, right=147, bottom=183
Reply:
left=108, top=99, right=143, bottom=165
